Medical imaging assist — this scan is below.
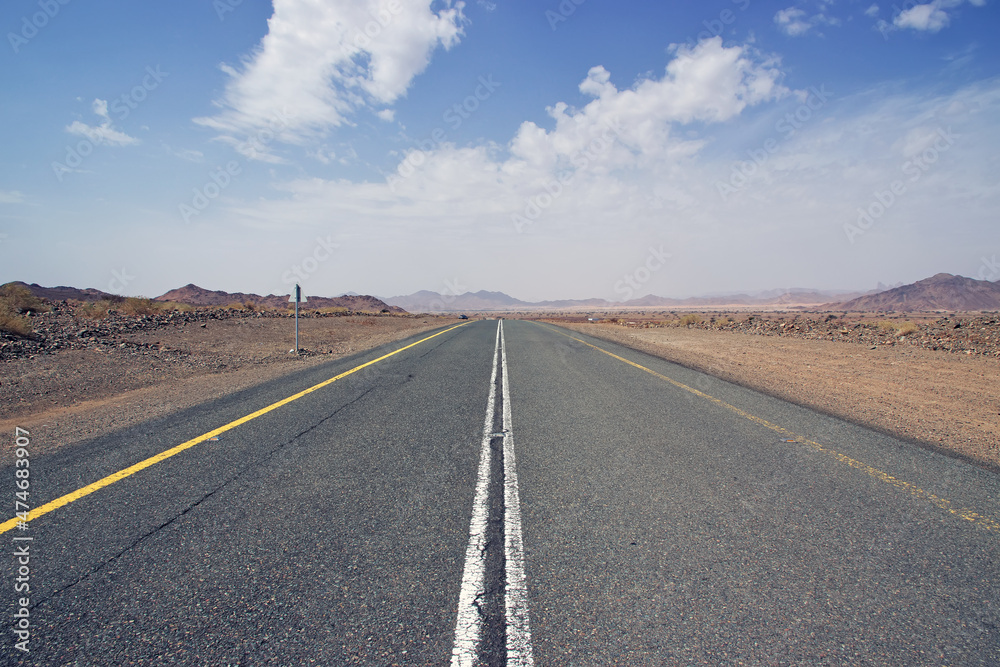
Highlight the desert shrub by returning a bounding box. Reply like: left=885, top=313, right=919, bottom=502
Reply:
left=157, top=301, right=195, bottom=312
left=79, top=300, right=116, bottom=319
left=715, top=316, right=731, bottom=327
left=315, top=307, right=349, bottom=315
left=120, top=297, right=161, bottom=316
left=679, top=314, right=700, bottom=327
left=878, top=320, right=920, bottom=336
left=0, top=302, right=31, bottom=336
left=0, top=283, right=48, bottom=313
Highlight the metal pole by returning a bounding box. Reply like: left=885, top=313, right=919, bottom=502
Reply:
left=294, top=287, right=299, bottom=354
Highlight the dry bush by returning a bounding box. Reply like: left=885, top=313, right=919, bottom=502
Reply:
left=120, top=297, right=162, bottom=316
left=878, top=320, right=920, bottom=336
left=679, top=314, right=700, bottom=327
left=0, top=283, right=48, bottom=313
left=157, top=301, right=195, bottom=312
left=78, top=300, right=116, bottom=319
left=0, top=303, right=31, bottom=336
left=315, top=306, right=349, bottom=315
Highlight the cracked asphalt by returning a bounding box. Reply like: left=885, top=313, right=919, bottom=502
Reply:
left=2, top=319, right=999, bottom=664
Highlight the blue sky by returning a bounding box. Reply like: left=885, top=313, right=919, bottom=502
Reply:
left=1, top=0, right=998, bottom=301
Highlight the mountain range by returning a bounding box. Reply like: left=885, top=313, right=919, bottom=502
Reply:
left=382, top=287, right=875, bottom=312
left=10, top=273, right=1000, bottom=313
left=825, top=273, right=1000, bottom=312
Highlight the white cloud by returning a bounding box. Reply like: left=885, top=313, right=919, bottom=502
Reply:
left=0, top=190, right=25, bottom=204
left=195, top=0, right=466, bottom=155
left=163, top=144, right=204, bottom=162
left=895, top=3, right=951, bottom=31
left=892, top=0, right=985, bottom=32
left=775, top=7, right=813, bottom=35
left=775, top=5, right=842, bottom=36
left=238, top=38, right=793, bottom=235
left=376, top=109, right=396, bottom=122
left=865, top=4, right=880, bottom=17
left=65, top=98, right=139, bottom=146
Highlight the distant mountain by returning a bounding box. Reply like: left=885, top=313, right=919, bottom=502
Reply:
left=385, top=285, right=890, bottom=312
left=14, top=282, right=120, bottom=302
left=383, top=290, right=531, bottom=312
left=155, top=284, right=404, bottom=313
left=826, top=273, right=1000, bottom=312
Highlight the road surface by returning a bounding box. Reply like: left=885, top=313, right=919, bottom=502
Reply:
left=2, top=319, right=999, bottom=664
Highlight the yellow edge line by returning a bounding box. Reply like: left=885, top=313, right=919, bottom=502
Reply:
left=0, top=321, right=472, bottom=535
left=540, top=323, right=1000, bottom=533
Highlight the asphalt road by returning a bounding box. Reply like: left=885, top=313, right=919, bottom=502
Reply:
left=2, top=318, right=999, bottom=665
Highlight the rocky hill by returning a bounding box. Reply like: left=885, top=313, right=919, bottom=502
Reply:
left=156, top=284, right=404, bottom=313
left=827, top=274, right=1000, bottom=312
left=14, top=282, right=120, bottom=302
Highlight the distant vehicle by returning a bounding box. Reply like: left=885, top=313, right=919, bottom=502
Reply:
left=458, top=314, right=469, bottom=319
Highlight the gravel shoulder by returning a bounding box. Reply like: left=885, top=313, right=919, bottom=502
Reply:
left=0, top=312, right=459, bottom=458
left=554, top=321, right=1000, bottom=470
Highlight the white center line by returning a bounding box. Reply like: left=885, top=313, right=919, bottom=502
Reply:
left=451, top=323, right=501, bottom=667
left=500, top=320, right=534, bottom=666
left=451, top=320, right=534, bottom=666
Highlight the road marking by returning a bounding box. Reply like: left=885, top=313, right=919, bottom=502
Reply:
left=500, top=322, right=533, bottom=666
left=543, top=324, right=1000, bottom=534
left=0, top=322, right=472, bottom=536
left=452, top=320, right=534, bottom=666
left=452, top=323, right=500, bottom=666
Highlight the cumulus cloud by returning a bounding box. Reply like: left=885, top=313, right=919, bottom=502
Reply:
left=195, top=0, right=466, bottom=155
left=893, top=0, right=986, bottom=32
left=279, top=38, right=791, bottom=228
left=774, top=5, right=842, bottom=36
left=501, top=39, right=788, bottom=175
left=775, top=8, right=813, bottom=35
left=64, top=98, right=140, bottom=146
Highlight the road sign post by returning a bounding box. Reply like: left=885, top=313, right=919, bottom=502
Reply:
left=289, top=284, right=307, bottom=354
